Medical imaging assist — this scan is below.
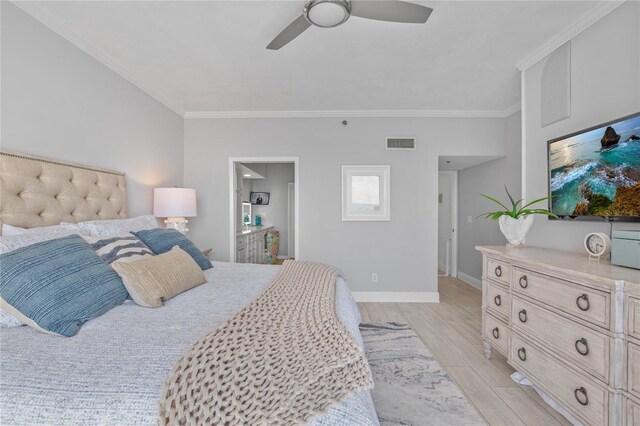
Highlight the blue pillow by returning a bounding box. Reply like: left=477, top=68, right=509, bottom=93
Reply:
left=0, top=235, right=128, bottom=337
left=133, top=229, right=213, bottom=270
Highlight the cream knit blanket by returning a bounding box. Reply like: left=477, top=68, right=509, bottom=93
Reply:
left=158, top=260, right=374, bottom=425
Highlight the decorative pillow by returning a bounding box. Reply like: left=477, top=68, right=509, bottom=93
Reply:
left=83, top=235, right=154, bottom=264
left=69, top=215, right=159, bottom=237
left=133, top=228, right=213, bottom=270
left=111, top=246, right=206, bottom=308
left=2, top=223, right=85, bottom=236
left=0, top=310, right=23, bottom=328
left=0, top=235, right=128, bottom=337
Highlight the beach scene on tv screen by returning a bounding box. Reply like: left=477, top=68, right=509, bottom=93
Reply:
left=549, top=114, right=640, bottom=218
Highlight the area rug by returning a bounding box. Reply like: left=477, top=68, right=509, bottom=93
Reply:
left=360, top=322, right=485, bottom=426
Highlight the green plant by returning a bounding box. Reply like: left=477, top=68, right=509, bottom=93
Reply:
left=478, top=186, right=558, bottom=220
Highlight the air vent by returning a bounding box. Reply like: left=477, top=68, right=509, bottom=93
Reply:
left=386, top=137, right=416, bottom=150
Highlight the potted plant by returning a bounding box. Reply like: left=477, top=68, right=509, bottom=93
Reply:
left=478, top=186, right=557, bottom=246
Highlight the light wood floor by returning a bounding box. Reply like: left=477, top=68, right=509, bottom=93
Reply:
left=358, top=275, right=572, bottom=426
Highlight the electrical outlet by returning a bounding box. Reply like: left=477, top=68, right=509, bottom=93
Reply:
left=372, top=273, right=378, bottom=282
left=467, top=215, right=473, bottom=224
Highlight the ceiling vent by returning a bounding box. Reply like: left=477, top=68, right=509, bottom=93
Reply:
left=386, top=137, right=416, bottom=150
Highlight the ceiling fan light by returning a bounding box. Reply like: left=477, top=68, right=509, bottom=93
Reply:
left=305, top=0, right=351, bottom=28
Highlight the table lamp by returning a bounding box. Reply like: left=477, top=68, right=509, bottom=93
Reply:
left=153, top=187, right=197, bottom=234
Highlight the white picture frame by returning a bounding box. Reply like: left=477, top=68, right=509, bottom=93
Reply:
left=342, top=165, right=390, bottom=221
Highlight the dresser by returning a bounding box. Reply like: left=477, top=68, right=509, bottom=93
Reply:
left=236, top=226, right=274, bottom=264
left=477, top=245, right=640, bottom=425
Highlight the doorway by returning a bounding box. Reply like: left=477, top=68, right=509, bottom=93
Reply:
left=229, top=157, right=299, bottom=263
left=437, top=171, right=458, bottom=277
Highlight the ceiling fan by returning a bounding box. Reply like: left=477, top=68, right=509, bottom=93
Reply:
left=266, top=0, right=433, bottom=50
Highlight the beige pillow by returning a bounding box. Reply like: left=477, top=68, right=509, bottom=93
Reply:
left=112, top=246, right=206, bottom=308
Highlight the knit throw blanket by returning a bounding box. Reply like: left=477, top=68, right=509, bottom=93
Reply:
left=158, top=260, right=374, bottom=425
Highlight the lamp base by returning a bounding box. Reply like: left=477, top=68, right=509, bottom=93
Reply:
left=164, top=217, right=189, bottom=234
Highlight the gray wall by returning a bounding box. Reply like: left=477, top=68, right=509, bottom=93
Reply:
left=458, top=112, right=522, bottom=282
left=523, top=2, right=640, bottom=252
left=1, top=3, right=184, bottom=217
left=252, top=163, right=295, bottom=258
left=184, top=116, right=507, bottom=294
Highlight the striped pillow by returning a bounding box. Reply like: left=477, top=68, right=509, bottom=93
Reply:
left=133, top=229, right=213, bottom=270
left=83, top=235, right=154, bottom=264
left=0, top=235, right=128, bottom=337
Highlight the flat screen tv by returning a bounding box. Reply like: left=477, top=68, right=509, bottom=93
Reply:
left=548, top=112, right=640, bottom=222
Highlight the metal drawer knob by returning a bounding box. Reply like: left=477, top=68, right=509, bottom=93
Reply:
left=517, top=347, right=526, bottom=361
left=519, top=275, right=528, bottom=288
left=575, top=338, right=589, bottom=356
left=494, top=295, right=502, bottom=306
left=492, top=327, right=499, bottom=339
left=576, top=294, right=590, bottom=311
left=494, top=265, right=502, bottom=277
left=518, top=309, right=527, bottom=323
left=574, top=387, right=589, bottom=406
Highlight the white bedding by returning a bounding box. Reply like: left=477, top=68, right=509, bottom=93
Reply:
left=0, top=261, right=378, bottom=425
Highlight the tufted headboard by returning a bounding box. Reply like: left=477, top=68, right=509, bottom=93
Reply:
left=0, top=150, right=127, bottom=230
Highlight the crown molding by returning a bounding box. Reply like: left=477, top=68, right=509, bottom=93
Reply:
left=13, top=2, right=186, bottom=117
left=184, top=104, right=522, bottom=119
left=515, top=0, right=626, bottom=71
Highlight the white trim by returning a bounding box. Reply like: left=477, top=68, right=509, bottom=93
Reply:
left=352, top=291, right=440, bottom=303
left=521, top=71, right=527, bottom=204
left=229, top=157, right=300, bottom=263
left=185, top=106, right=522, bottom=119
left=457, top=272, right=482, bottom=290
left=13, top=2, right=185, bottom=116
left=502, top=102, right=522, bottom=117
left=439, top=171, right=458, bottom=278
left=515, top=1, right=626, bottom=71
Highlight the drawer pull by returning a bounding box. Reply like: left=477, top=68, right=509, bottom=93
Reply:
left=517, top=347, right=526, bottom=361
left=575, top=338, right=589, bottom=356
left=495, top=266, right=502, bottom=277
left=494, top=295, right=502, bottom=306
left=576, top=294, right=590, bottom=311
left=574, top=387, right=589, bottom=406
left=492, top=327, right=499, bottom=339
left=519, top=275, right=528, bottom=288
left=518, top=309, right=527, bottom=323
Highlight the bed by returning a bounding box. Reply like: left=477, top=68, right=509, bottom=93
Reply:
left=0, top=151, right=378, bottom=425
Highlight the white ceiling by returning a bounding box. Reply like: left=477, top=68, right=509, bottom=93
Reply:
left=15, top=1, right=604, bottom=115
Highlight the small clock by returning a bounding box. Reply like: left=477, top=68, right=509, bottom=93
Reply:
left=584, top=232, right=612, bottom=260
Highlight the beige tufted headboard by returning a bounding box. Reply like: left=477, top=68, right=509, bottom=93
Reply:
left=0, top=150, right=127, bottom=230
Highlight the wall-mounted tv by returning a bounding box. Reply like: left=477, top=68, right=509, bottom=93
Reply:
left=548, top=112, right=640, bottom=222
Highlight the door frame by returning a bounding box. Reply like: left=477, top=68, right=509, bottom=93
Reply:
left=228, top=157, right=300, bottom=262
left=438, top=171, right=458, bottom=277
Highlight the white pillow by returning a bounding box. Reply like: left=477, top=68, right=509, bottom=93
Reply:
left=2, top=223, right=84, bottom=236
left=71, top=215, right=159, bottom=237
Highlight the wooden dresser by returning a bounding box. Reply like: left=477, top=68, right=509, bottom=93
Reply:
left=477, top=245, right=640, bottom=425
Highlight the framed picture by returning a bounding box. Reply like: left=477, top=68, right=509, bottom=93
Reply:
left=342, top=165, right=390, bottom=221
left=250, top=192, right=270, bottom=205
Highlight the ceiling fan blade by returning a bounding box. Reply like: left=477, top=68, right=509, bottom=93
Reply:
left=350, top=1, right=433, bottom=24
left=266, top=14, right=311, bottom=50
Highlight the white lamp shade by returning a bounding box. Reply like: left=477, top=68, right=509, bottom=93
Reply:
left=153, top=188, right=197, bottom=218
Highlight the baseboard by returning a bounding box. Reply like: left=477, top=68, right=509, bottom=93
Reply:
left=457, top=272, right=482, bottom=289
left=352, top=291, right=440, bottom=303
left=438, top=262, right=446, bottom=272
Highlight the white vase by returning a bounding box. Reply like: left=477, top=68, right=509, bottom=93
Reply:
left=498, top=215, right=534, bottom=247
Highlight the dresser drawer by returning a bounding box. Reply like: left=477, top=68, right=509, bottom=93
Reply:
left=511, top=334, right=608, bottom=426
left=627, top=397, right=640, bottom=426
left=512, top=267, right=610, bottom=329
left=486, top=257, right=510, bottom=284
left=628, top=343, right=640, bottom=398
left=512, top=297, right=609, bottom=382
left=627, top=297, right=640, bottom=340
left=485, top=280, right=510, bottom=319
left=483, top=313, right=509, bottom=356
